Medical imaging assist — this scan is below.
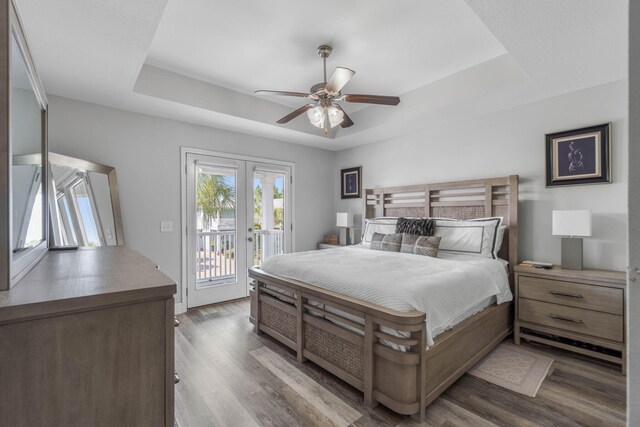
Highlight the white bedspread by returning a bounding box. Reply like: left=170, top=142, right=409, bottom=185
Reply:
left=260, top=246, right=512, bottom=346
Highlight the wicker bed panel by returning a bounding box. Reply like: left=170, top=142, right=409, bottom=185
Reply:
left=384, top=207, right=425, bottom=218
left=304, top=322, right=364, bottom=381
left=260, top=301, right=297, bottom=342
left=431, top=205, right=485, bottom=220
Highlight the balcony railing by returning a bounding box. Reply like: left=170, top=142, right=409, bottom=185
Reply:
left=196, top=229, right=284, bottom=284
left=196, top=231, right=236, bottom=283
left=254, top=229, right=284, bottom=266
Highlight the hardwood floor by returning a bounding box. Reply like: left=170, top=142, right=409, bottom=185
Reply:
left=175, top=299, right=626, bottom=427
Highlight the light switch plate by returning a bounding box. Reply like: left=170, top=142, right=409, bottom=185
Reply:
left=160, top=221, right=173, bottom=233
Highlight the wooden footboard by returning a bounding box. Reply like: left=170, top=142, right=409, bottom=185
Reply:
left=248, top=267, right=512, bottom=421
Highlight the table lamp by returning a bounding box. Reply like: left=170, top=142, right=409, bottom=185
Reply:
left=336, top=212, right=354, bottom=246
left=552, top=210, right=592, bottom=270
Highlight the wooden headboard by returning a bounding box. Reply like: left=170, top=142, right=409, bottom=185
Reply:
left=363, top=175, right=519, bottom=285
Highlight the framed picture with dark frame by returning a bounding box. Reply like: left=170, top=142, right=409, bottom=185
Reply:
left=545, top=123, right=611, bottom=187
left=340, top=166, right=362, bottom=199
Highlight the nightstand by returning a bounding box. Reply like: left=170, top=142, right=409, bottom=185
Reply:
left=514, top=265, right=626, bottom=372
left=317, top=243, right=345, bottom=250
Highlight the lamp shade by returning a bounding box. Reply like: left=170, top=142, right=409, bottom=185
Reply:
left=336, top=212, right=354, bottom=228
left=552, top=210, right=592, bottom=237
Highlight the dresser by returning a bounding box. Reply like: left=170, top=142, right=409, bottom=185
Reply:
left=514, top=265, right=626, bottom=372
left=0, top=247, right=177, bottom=426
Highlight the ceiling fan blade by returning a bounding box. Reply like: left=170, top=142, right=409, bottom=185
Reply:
left=276, top=104, right=316, bottom=124
left=325, top=67, right=355, bottom=93
left=334, top=105, right=354, bottom=128
left=255, top=90, right=313, bottom=98
left=343, top=94, right=400, bottom=106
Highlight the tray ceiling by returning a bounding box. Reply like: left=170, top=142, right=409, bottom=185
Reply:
left=16, top=0, right=628, bottom=151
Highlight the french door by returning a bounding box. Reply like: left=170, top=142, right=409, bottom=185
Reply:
left=185, top=153, right=292, bottom=308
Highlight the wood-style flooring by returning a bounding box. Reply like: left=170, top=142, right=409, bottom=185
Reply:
left=175, top=299, right=626, bottom=427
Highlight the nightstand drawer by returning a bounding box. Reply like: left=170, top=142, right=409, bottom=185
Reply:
left=519, top=299, right=623, bottom=342
left=518, top=275, right=623, bottom=315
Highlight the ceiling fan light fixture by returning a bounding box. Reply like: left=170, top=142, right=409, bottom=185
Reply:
left=307, top=105, right=325, bottom=128
left=327, top=105, right=344, bottom=128
left=307, top=104, right=344, bottom=129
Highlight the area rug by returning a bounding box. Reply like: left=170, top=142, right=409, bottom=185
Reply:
left=468, top=344, right=554, bottom=397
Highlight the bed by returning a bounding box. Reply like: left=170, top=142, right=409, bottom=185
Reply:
left=248, top=175, right=518, bottom=420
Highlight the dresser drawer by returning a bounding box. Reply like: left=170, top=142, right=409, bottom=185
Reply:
left=519, top=299, right=623, bottom=342
left=518, top=275, right=623, bottom=315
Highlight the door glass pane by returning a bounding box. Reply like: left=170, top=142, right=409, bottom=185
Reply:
left=58, top=196, right=77, bottom=246
left=72, top=181, right=102, bottom=247
left=23, top=184, right=43, bottom=248
left=253, top=170, right=286, bottom=266
left=196, top=165, right=237, bottom=287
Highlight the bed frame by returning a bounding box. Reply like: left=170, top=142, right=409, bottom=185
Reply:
left=249, top=175, right=518, bottom=420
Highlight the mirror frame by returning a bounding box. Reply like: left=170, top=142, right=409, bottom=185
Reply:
left=47, top=153, right=125, bottom=247
left=0, top=0, right=49, bottom=290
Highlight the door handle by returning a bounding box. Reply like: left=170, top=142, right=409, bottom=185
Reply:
left=248, top=227, right=253, bottom=232
left=248, top=237, right=253, bottom=242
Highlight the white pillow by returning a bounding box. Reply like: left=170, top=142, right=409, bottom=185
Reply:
left=494, top=225, right=507, bottom=256
left=362, top=217, right=398, bottom=243
left=433, top=217, right=503, bottom=259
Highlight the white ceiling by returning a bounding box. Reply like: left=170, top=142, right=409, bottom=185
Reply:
left=146, top=0, right=506, bottom=106
left=16, top=0, right=628, bottom=151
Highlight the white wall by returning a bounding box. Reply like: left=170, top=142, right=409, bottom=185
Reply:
left=335, top=80, right=628, bottom=271
left=47, top=78, right=629, bottom=304
left=47, top=95, right=336, bottom=304
left=628, top=0, right=639, bottom=423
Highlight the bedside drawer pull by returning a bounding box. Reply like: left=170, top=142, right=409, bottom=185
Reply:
left=548, top=290, right=583, bottom=299
left=548, top=314, right=583, bottom=324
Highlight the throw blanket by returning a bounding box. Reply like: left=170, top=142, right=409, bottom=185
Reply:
left=260, top=246, right=512, bottom=346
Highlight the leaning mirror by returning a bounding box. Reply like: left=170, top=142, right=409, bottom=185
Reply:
left=8, top=16, right=48, bottom=287
left=13, top=153, right=125, bottom=248
left=48, top=153, right=124, bottom=247
left=11, top=32, right=43, bottom=252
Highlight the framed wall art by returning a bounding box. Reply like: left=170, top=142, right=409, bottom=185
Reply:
left=545, top=123, right=611, bottom=187
left=340, top=166, right=361, bottom=199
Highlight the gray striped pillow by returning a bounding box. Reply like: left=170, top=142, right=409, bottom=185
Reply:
left=401, top=233, right=441, bottom=257
left=369, top=232, right=402, bottom=252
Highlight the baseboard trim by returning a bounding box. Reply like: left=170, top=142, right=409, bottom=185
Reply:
left=174, top=302, right=186, bottom=314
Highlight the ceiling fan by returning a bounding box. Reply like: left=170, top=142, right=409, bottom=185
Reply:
left=255, top=45, right=400, bottom=135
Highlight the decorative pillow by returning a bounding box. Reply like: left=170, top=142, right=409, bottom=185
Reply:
left=395, top=217, right=435, bottom=236
left=369, top=232, right=402, bottom=252
left=433, top=217, right=502, bottom=259
left=362, top=217, right=398, bottom=243
left=400, top=233, right=441, bottom=257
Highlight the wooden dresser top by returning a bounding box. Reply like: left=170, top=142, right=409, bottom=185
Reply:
left=0, top=246, right=176, bottom=323
left=515, top=264, right=626, bottom=286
